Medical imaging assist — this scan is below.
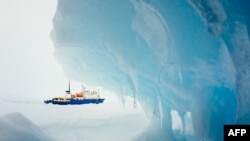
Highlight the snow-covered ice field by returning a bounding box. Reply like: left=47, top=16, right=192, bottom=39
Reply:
left=0, top=93, right=149, bottom=141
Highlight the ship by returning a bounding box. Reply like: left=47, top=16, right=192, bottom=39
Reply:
left=44, top=81, right=105, bottom=105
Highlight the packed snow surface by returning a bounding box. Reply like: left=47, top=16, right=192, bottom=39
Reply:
left=0, top=112, right=52, bottom=141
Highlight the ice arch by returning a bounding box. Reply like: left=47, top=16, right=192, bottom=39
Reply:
left=51, top=0, right=250, bottom=140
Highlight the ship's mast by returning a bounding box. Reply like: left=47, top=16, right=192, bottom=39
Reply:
left=65, top=80, right=71, bottom=94
left=69, top=80, right=70, bottom=92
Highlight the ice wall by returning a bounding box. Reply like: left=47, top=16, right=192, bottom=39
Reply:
left=188, top=0, right=250, bottom=124
left=51, top=0, right=250, bottom=140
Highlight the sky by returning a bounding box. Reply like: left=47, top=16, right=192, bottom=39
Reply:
left=0, top=0, right=70, bottom=101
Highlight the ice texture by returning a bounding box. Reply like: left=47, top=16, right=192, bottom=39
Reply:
left=51, top=0, right=250, bottom=140
left=0, top=112, right=52, bottom=141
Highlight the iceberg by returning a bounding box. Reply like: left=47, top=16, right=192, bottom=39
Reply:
left=51, top=0, right=250, bottom=140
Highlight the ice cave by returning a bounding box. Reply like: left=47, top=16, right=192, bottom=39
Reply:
left=1, top=0, right=250, bottom=141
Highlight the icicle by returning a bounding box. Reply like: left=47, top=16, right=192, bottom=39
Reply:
left=120, top=86, right=126, bottom=108
left=133, top=77, right=138, bottom=109
left=159, top=96, right=163, bottom=129
left=179, top=111, right=186, bottom=137
left=153, top=95, right=164, bottom=128
left=133, top=91, right=137, bottom=109
left=178, top=72, right=183, bottom=85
